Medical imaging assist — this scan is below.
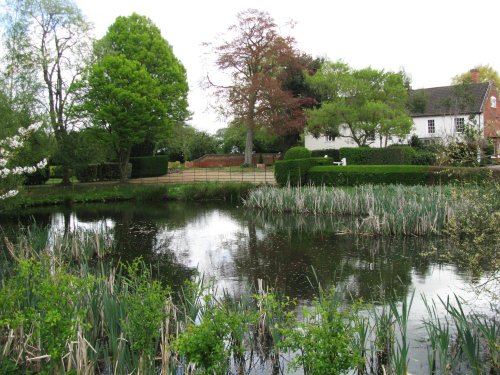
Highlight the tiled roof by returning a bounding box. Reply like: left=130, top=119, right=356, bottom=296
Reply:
left=409, top=82, right=490, bottom=117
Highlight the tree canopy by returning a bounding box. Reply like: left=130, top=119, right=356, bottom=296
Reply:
left=2, top=0, right=93, bottom=184
left=83, top=55, right=166, bottom=180
left=207, top=9, right=310, bottom=164
left=305, top=61, right=412, bottom=147
left=82, top=14, right=189, bottom=180
left=95, top=13, right=189, bottom=128
left=452, top=65, right=500, bottom=88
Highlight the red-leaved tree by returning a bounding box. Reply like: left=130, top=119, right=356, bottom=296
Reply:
left=207, top=9, right=312, bottom=164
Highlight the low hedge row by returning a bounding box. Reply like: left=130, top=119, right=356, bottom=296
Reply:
left=75, top=163, right=131, bottom=182
left=274, top=157, right=332, bottom=186
left=339, top=146, right=416, bottom=165
left=130, top=155, right=169, bottom=178
left=311, top=147, right=435, bottom=165
left=308, top=165, right=497, bottom=186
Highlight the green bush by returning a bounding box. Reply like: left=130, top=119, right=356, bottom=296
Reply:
left=130, top=155, right=169, bottom=178
left=339, top=147, right=416, bottom=165
left=23, top=165, right=50, bottom=185
left=75, top=163, right=131, bottom=182
left=310, top=149, right=340, bottom=161
left=411, top=150, right=437, bottom=165
left=284, top=146, right=311, bottom=160
left=274, top=157, right=332, bottom=186
left=308, top=165, right=497, bottom=186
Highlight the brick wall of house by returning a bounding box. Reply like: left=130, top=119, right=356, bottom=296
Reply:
left=185, top=153, right=281, bottom=168
left=483, top=84, right=500, bottom=155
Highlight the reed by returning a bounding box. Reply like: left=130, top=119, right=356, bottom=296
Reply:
left=0, top=229, right=498, bottom=374
left=244, top=184, right=480, bottom=236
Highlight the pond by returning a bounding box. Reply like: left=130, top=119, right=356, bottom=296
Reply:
left=0, top=201, right=493, bottom=374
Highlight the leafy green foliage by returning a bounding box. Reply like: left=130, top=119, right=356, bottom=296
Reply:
left=284, top=146, right=311, bottom=160
left=95, top=13, right=189, bottom=127
left=75, top=162, right=131, bottom=182
left=444, top=182, right=500, bottom=271
left=0, top=258, right=94, bottom=363
left=307, top=165, right=496, bottom=186
left=82, top=54, right=166, bottom=180
left=120, top=259, right=169, bottom=356
left=339, top=146, right=416, bottom=165
left=282, top=287, right=363, bottom=374
left=130, top=156, right=169, bottom=178
left=306, top=61, right=412, bottom=146
left=274, top=157, right=332, bottom=186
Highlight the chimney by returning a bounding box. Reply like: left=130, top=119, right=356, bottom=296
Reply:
left=470, top=68, right=480, bottom=83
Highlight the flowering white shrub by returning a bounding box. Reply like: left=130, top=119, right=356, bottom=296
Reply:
left=0, top=122, right=47, bottom=200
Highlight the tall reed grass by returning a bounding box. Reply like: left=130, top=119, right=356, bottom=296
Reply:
left=0, top=230, right=498, bottom=374
left=244, top=184, right=465, bottom=236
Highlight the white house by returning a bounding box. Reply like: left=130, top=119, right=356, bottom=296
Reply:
left=305, top=71, right=500, bottom=154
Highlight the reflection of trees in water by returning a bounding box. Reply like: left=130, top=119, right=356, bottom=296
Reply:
left=229, top=211, right=438, bottom=303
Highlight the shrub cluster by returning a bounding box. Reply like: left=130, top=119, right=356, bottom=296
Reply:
left=274, top=157, right=332, bottom=186
left=23, top=165, right=50, bottom=185
left=310, top=149, right=341, bottom=161
left=284, top=146, right=311, bottom=160
left=308, top=165, right=497, bottom=186
left=130, top=155, right=169, bottom=178
left=75, top=163, right=131, bottom=182
left=339, top=146, right=416, bottom=165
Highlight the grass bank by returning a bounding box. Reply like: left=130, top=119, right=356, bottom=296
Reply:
left=5, top=181, right=254, bottom=210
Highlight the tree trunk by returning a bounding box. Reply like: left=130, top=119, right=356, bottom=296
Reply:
left=119, top=148, right=131, bottom=183
left=244, top=127, right=254, bottom=165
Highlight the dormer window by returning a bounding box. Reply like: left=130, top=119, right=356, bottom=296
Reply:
left=491, top=96, right=497, bottom=108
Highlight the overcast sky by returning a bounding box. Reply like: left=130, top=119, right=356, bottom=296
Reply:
left=74, top=0, right=500, bottom=134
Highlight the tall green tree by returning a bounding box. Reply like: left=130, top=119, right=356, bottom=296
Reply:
left=95, top=13, right=189, bottom=134
left=82, top=55, right=166, bottom=181
left=306, top=61, right=412, bottom=147
left=2, top=0, right=93, bottom=184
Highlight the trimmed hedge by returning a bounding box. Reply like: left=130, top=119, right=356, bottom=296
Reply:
left=284, top=146, right=311, bottom=160
left=310, top=149, right=341, bottom=161
left=274, top=157, right=332, bottom=186
left=130, top=155, right=169, bottom=178
left=308, top=165, right=497, bottom=186
left=339, top=147, right=416, bottom=165
left=75, top=163, right=132, bottom=182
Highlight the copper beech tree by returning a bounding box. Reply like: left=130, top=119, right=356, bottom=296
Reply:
left=206, top=9, right=313, bottom=164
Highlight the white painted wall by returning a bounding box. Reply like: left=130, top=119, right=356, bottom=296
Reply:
left=411, top=114, right=483, bottom=143
left=305, top=125, right=405, bottom=151
left=305, top=114, right=484, bottom=151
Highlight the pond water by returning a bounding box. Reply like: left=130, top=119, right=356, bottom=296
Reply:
left=0, top=201, right=493, bottom=374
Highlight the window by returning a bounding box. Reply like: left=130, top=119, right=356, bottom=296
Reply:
left=491, top=96, right=497, bottom=108
left=367, top=133, right=375, bottom=142
left=325, top=134, right=335, bottom=142
left=427, top=119, right=435, bottom=134
left=455, top=117, right=465, bottom=133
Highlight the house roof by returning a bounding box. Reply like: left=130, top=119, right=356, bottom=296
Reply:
left=409, top=82, right=490, bottom=117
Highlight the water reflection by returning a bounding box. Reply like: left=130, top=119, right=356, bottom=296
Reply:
left=1, top=201, right=476, bottom=304
left=1, top=201, right=493, bottom=375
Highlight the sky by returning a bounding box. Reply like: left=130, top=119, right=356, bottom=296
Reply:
left=74, top=0, right=500, bottom=134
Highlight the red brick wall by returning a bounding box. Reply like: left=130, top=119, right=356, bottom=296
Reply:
left=483, top=84, right=500, bottom=154
left=186, top=153, right=281, bottom=168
